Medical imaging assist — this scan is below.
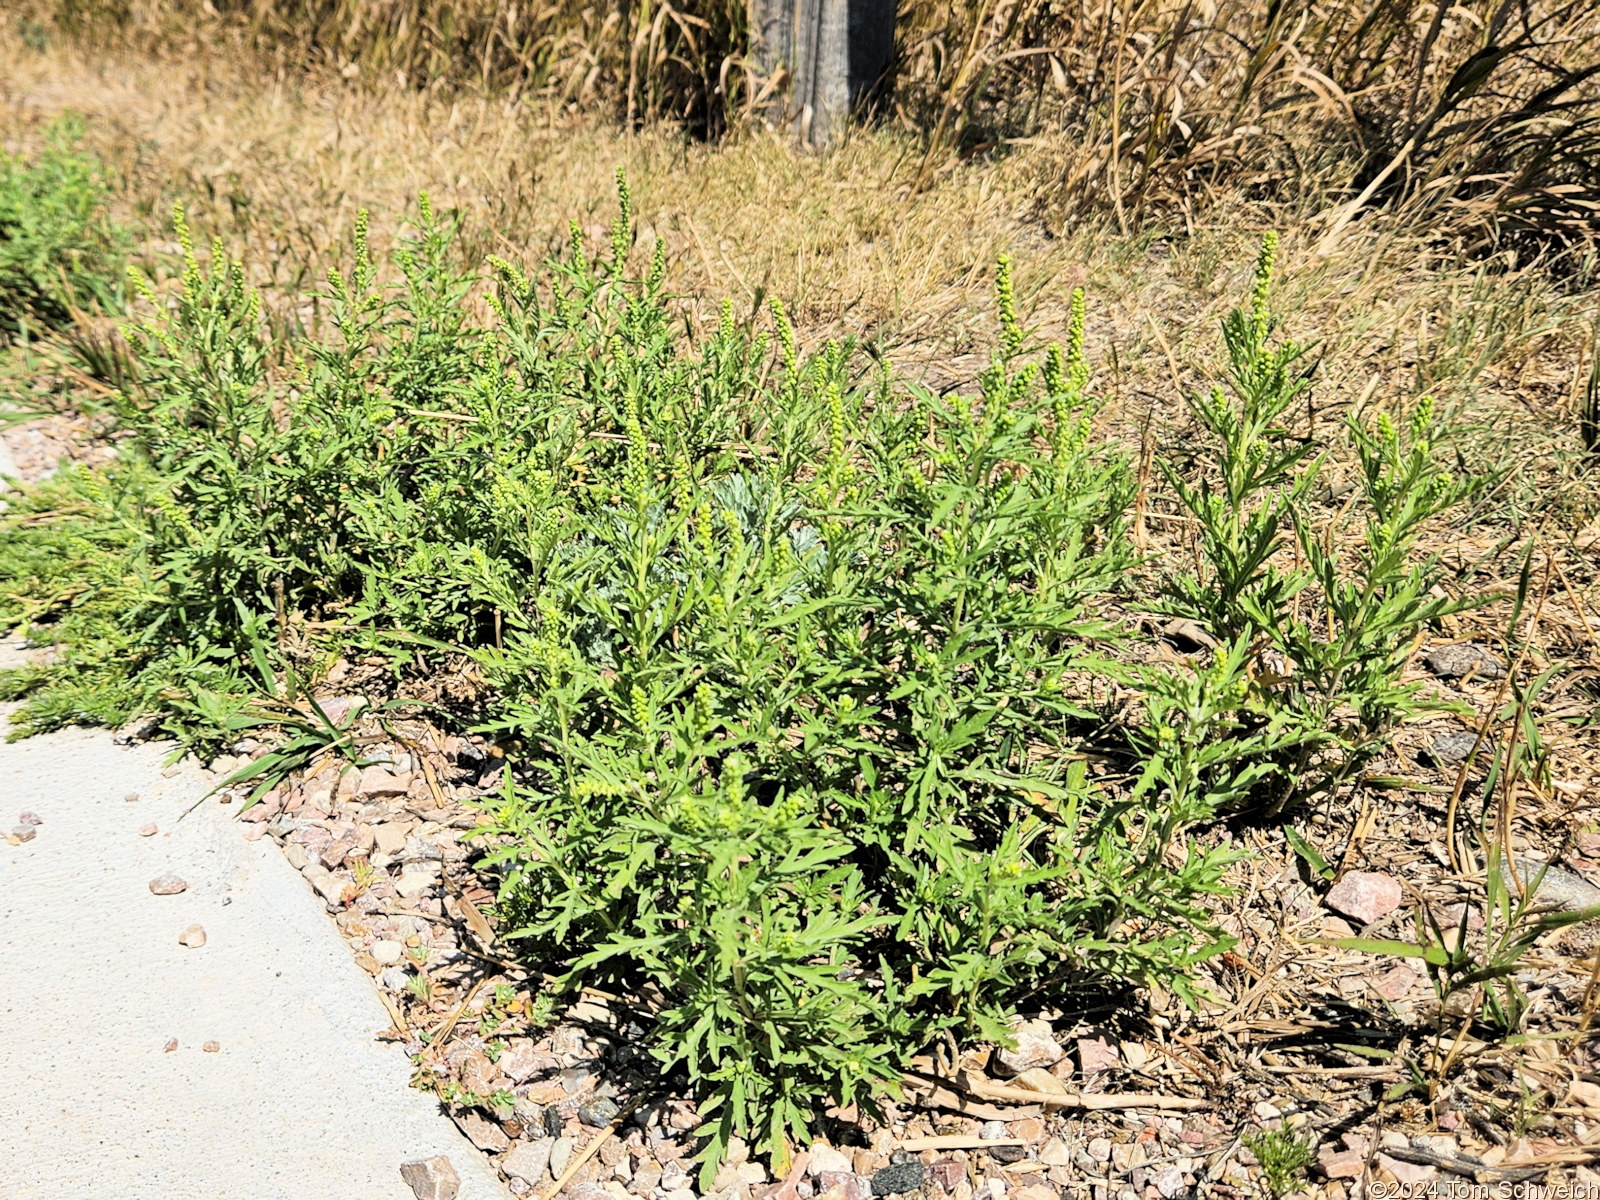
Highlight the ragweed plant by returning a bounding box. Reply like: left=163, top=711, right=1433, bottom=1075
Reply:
left=0, top=113, right=125, bottom=334
left=472, top=209, right=1232, bottom=1183
left=1152, top=233, right=1482, bottom=812
left=0, top=183, right=1485, bottom=1180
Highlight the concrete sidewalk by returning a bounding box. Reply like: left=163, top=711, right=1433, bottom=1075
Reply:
left=0, top=673, right=508, bottom=1199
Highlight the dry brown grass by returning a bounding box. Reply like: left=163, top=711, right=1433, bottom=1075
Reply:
left=2, top=27, right=1597, bottom=533
left=17, top=0, right=1599, bottom=254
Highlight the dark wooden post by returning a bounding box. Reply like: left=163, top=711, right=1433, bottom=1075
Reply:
left=751, top=0, right=895, bottom=148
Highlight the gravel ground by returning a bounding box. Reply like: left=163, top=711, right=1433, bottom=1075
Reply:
left=0, top=639, right=509, bottom=1200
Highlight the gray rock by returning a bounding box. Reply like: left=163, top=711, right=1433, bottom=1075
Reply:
left=502, top=1137, right=555, bottom=1184
left=499, top=1040, right=542, bottom=1084
left=1516, top=860, right=1600, bottom=914
left=1150, top=1167, right=1186, bottom=1199
left=302, top=865, right=346, bottom=906
left=815, top=1172, right=871, bottom=1200
left=720, top=1164, right=755, bottom=1196
left=288, top=824, right=334, bottom=854
left=579, top=1097, right=620, bottom=1127
left=1412, top=1134, right=1458, bottom=1156
left=1425, top=731, right=1480, bottom=765
left=714, top=1161, right=767, bottom=1193
left=315, top=694, right=366, bottom=725
left=1424, top=643, right=1505, bottom=681
left=1324, top=871, right=1402, bottom=925
left=394, top=874, right=435, bottom=901
left=403, top=836, right=445, bottom=863
left=11, top=825, right=36, bottom=842
left=633, top=1159, right=663, bottom=1193
left=550, top=1135, right=574, bottom=1177
left=358, top=765, right=412, bottom=798
left=1078, top=1035, right=1119, bottom=1074
left=543, top=1106, right=563, bottom=1138
left=374, top=823, right=411, bottom=856
left=994, top=1021, right=1065, bottom=1075
left=559, top=1065, right=595, bottom=1093
left=1038, top=1139, right=1071, bottom=1167
left=809, top=1146, right=853, bottom=1177
left=148, top=874, right=188, bottom=895
left=320, top=837, right=355, bottom=869
left=871, top=1162, right=926, bottom=1196
left=282, top=842, right=309, bottom=871
left=379, top=966, right=410, bottom=991
left=400, top=1155, right=461, bottom=1200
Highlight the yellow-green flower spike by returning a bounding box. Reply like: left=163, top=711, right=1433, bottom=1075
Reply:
left=353, top=208, right=370, bottom=284
left=826, top=381, right=848, bottom=488
left=626, top=389, right=649, bottom=502
left=1065, top=287, right=1087, bottom=390
left=674, top=451, right=693, bottom=514
left=173, top=203, right=202, bottom=305
left=695, top=500, right=714, bottom=556
left=1251, top=231, right=1277, bottom=344
left=648, top=237, right=666, bottom=293
left=996, top=253, right=1022, bottom=359
left=770, top=297, right=797, bottom=390
left=615, top=167, right=633, bottom=229
left=1044, top=344, right=1064, bottom=397
left=694, top=682, right=714, bottom=735
left=1410, top=395, right=1434, bottom=443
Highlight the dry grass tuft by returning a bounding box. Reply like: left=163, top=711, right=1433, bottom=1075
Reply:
left=13, top=0, right=1600, bottom=253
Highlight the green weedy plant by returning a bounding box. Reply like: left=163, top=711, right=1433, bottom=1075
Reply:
left=0, top=113, right=124, bottom=334
left=1153, top=233, right=1482, bottom=813
left=473, top=222, right=1236, bottom=1182
left=1243, top=1127, right=1316, bottom=1197
left=0, top=182, right=1485, bottom=1180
